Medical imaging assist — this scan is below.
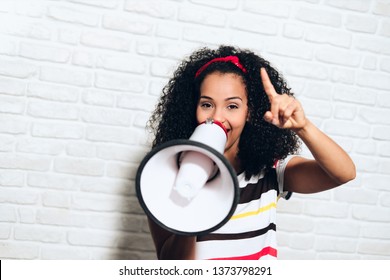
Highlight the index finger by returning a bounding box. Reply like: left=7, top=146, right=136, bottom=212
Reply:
left=260, top=68, right=277, bottom=99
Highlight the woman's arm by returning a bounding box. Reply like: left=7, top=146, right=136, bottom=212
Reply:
left=261, top=68, right=356, bottom=193
left=148, top=218, right=196, bottom=259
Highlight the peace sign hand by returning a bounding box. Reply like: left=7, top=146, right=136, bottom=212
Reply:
left=261, top=68, right=307, bottom=132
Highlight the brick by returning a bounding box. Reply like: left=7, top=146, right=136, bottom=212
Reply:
left=27, top=173, right=79, bottom=191
left=67, top=0, right=119, bottom=9
left=156, top=23, right=181, bottom=40
left=0, top=154, right=51, bottom=171
left=189, top=0, right=238, bottom=10
left=41, top=246, right=90, bottom=260
left=58, top=27, right=81, bottom=45
left=66, top=142, right=96, bottom=158
left=379, top=159, right=390, bottom=175
left=97, top=144, right=148, bottom=163
left=268, top=40, right=313, bottom=60
left=0, top=224, right=11, bottom=239
left=305, top=27, right=352, bottom=48
left=117, top=94, right=157, bottom=112
left=333, top=85, right=376, bottom=105
left=117, top=232, right=155, bottom=251
left=358, top=107, right=390, bottom=125
left=380, top=193, right=390, bottom=207
left=345, top=15, right=378, bottom=33
left=106, top=162, right=138, bottom=180
left=379, top=142, right=390, bottom=157
left=182, top=26, right=229, bottom=44
left=37, top=208, right=86, bottom=227
left=81, top=31, right=130, bottom=51
left=0, top=77, right=26, bottom=96
left=243, top=1, right=290, bottom=18
left=19, top=42, right=71, bottom=63
left=86, top=126, right=140, bottom=145
left=352, top=205, right=390, bottom=222
left=283, top=23, right=304, bottom=39
left=27, top=100, right=79, bottom=120
left=133, top=112, right=150, bottom=128
left=95, top=72, right=145, bottom=93
left=81, top=107, right=132, bottom=127
left=334, top=187, right=378, bottom=205
left=373, top=126, right=390, bottom=140
left=380, top=57, right=390, bottom=73
left=0, top=39, right=17, bottom=56
left=150, top=59, right=178, bottom=78
left=353, top=155, right=379, bottom=173
left=0, top=170, right=24, bottom=187
left=178, top=7, right=227, bottom=27
left=362, top=175, right=389, bottom=192
left=296, top=7, right=342, bottom=27
left=363, top=55, right=377, bottom=70
left=230, top=15, right=279, bottom=35
left=277, top=215, right=314, bottom=233
left=289, top=235, right=315, bottom=250
left=102, top=14, right=153, bottom=35
left=304, top=201, right=349, bottom=218
left=0, top=188, right=38, bottom=205
left=47, top=5, right=99, bottom=27
left=315, top=48, right=361, bottom=67
left=0, top=205, right=17, bottom=222
left=284, top=61, right=329, bottom=80
left=373, top=0, right=390, bottom=16
left=31, top=122, right=84, bottom=139
left=0, top=95, right=25, bottom=114
left=40, top=66, right=93, bottom=87
left=377, top=91, right=390, bottom=108
left=355, top=140, right=377, bottom=156
left=68, top=230, right=116, bottom=247
left=77, top=177, right=133, bottom=195
left=315, top=236, right=357, bottom=253
left=54, top=157, right=105, bottom=176
left=300, top=98, right=333, bottom=118
left=358, top=240, right=390, bottom=256
left=355, top=35, right=390, bottom=55
left=324, top=120, right=370, bottom=138
left=0, top=59, right=37, bottom=78
left=42, top=191, right=71, bottom=209
left=325, top=0, right=371, bottom=12
left=72, top=51, right=96, bottom=68
left=361, top=224, right=390, bottom=239
left=96, top=54, right=146, bottom=74
left=87, top=213, right=142, bottom=232
left=27, top=82, right=80, bottom=103
left=82, top=89, right=116, bottom=107
left=0, top=242, right=39, bottom=259
left=19, top=207, right=36, bottom=224
left=14, top=225, right=65, bottom=243
left=124, top=0, right=176, bottom=19
left=334, top=105, right=357, bottom=120
left=357, top=71, right=390, bottom=91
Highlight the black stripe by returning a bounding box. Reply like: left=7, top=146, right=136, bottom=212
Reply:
left=197, top=223, right=276, bottom=242
left=239, top=169, right=278, bottom=204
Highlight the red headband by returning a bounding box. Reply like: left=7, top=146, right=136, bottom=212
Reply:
left=195, top=55, right=247, bottom=78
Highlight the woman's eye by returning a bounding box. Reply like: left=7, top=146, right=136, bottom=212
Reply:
left=227, top=104, right=238, bottom=110
left=200, top=102, right=212, bottom=108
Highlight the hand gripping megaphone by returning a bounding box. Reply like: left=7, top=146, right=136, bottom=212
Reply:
left=135, top=118, right=239, bottom=235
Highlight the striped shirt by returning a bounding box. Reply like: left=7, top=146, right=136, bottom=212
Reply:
left=194, top=156, right=293, bottom=260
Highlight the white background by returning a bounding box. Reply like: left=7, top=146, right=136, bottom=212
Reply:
left=0, top=0, right=389, bottom=260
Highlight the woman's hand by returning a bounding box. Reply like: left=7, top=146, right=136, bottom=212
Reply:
left=261, top=68, right=307, bottom=132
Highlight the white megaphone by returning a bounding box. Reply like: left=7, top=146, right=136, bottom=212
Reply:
left=136, top=118, right=239, bottom=235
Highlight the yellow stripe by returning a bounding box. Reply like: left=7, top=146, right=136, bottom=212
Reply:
left=230, top=202, right=277, bottom=220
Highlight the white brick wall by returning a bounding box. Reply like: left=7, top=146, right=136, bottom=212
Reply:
left=0, top=0, right=389, bottom=260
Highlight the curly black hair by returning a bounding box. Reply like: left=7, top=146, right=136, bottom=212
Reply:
left=148, top=45, right=301, bottom=179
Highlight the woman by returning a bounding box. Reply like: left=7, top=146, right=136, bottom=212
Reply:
left=146, top=45, right=356, bottom=260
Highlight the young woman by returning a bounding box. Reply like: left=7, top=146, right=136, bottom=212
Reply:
left=146, top=45, right=356, bottom=260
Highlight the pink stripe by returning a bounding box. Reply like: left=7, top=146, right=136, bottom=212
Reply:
left=208, top=246, right=277, bottom=260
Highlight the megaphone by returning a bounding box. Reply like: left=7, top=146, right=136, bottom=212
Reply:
left=136, top=118, right=239, bottom=235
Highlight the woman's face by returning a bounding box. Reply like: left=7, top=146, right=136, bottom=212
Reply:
left=196, top=72, right=249, bottom=160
